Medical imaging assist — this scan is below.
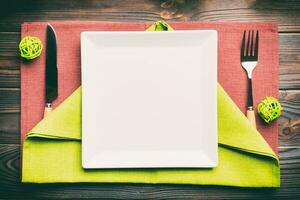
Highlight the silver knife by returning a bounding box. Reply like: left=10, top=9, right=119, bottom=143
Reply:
left=44, top=24, right=58, bottom=117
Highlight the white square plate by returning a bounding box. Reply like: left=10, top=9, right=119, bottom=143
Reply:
left=81, top=30, right=218, bottom=169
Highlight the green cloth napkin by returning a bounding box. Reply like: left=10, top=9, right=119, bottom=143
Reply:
left=22, top=22, right=280, bottom=187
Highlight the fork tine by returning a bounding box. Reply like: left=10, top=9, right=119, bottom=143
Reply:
left=250, top=30, right=254, bottom=56
left=254, top=31, right=259, bottom=58
left=241, top=31, right=246, bottom=58
left=246, top=30, right=251, bottom=56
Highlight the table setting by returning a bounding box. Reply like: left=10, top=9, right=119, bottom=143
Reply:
left=20, top=20, right=281, bottom=187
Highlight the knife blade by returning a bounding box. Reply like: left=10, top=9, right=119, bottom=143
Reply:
left=44, top=24, right=58, bottom=117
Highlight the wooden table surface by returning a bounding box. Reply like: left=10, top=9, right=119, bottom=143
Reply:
left=0, top=0, right=299, bottom=199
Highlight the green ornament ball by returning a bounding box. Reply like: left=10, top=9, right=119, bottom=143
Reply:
left=257, top=96, right=282, bottom=123
left=19, top=36, right=43, bottom=60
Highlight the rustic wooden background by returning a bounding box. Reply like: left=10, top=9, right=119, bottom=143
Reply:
left=0, top=0, right=299, bottom=199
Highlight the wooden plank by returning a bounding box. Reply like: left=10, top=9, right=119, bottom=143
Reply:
left=279, top=33, right=300, bottom=89
left=0, top=32, right=20, bottom=88
left=0, top=69, right=19, bottom=88
left=0, top=0, right=300, bottom=32
left=0, top=33, right=300, bottom=89
left=0, top=114, right=19, bottom=144
left=279, top=90, right=300, bottom=147
left=0, top=144, right=299, bottom=199
left=0, top=90, right=299, bottom=147
left=0, top=88, right=19, bottom=113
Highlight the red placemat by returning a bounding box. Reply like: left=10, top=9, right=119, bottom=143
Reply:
left=21, top=21, right=279, bottom=153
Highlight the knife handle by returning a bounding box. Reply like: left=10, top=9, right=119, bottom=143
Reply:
left=247, top=107, right=256, bottom=128
left=44, top=103, right=52, bottom=118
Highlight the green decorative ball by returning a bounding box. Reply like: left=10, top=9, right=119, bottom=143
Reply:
left=257, top=96, right=282, bottom=123
left=19, top=36, right=43, bottom=60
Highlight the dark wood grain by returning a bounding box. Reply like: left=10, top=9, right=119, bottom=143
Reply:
left=0, top=33, right=20, bottom=73
left=0, top=0, right=300, bottom=199
left=0, top=145, right=299, bottom=200
left=279, top=90, right=300, bottom=147
left=0, top=114, right=19, bottom=144
left=279, top=33, right=300, bottom=89
left=0, top=88, right=19, bottom=113
left=0, top=0, right=300, bottom=32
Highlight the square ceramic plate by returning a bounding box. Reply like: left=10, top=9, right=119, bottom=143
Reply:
left=81, top=30, right=218, bottom=169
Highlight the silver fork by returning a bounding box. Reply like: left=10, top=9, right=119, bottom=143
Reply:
left=241, top=30, right=259, bottom=128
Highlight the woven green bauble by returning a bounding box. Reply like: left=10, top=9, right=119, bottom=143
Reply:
left=19, top=36, right=43, bottom=60
left=257, top=96, right=282, bottom=123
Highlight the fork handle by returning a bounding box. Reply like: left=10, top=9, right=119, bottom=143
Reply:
left=247, top=78, right=256, bottom=128
left=247, top=107, right=256, bottom=128
left=247, top=78, right=253, bottom=108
